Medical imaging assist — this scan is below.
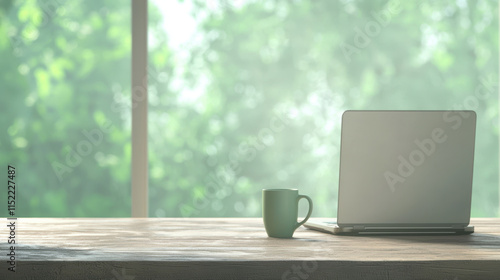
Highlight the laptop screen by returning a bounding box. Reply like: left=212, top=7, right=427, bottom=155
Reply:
left=337, top=111, right=476, bottom=226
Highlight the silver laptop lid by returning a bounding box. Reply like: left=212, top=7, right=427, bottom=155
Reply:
left=337, top=111, right=476, bottom=227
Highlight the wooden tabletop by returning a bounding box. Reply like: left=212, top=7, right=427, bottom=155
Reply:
left=2, top=218, right=500, bottom=279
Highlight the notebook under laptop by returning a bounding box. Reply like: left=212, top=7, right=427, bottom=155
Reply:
left=304, top=110, right=476, bottom=234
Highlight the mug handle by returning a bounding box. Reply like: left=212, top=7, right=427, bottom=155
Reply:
left=295, top=195, right=313, bottom=230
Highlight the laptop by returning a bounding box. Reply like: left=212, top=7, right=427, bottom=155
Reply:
left=304, top=110, right=476, bottom=234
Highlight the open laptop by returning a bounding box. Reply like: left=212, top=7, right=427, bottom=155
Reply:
left=304, top=110, right=476, bottom=234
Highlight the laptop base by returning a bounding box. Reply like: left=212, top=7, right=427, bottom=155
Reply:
left=304, top=220, right=474, bottom=235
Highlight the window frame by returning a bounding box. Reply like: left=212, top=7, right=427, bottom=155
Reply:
left=131, top=0, right=148, bottom=217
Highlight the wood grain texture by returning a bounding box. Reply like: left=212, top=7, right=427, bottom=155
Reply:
left=1, top=218, right=499, bottom=279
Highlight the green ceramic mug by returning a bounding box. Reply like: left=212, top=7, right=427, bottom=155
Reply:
left=262, top=189, right=313, bottom=238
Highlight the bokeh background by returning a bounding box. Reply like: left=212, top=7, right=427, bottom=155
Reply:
left=0, top=0, right=498, bottom=217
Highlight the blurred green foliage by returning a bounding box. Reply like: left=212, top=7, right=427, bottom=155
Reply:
left=0, top=0, right=131, bottom=217
left=0, top=0, right=498, bottom=218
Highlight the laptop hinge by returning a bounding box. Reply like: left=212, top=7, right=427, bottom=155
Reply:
left=353, top=226, right=365, bottom=231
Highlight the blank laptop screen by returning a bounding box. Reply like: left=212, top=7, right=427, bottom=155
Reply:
left=337, top=111, right=476, bottom=226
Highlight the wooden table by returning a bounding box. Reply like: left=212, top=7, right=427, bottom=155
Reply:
left=1, top=218, right=499, bottom=279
